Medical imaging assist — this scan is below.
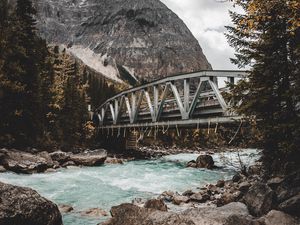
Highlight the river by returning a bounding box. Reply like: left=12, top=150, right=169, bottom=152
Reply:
left=0, top=149, right=259, bottom=225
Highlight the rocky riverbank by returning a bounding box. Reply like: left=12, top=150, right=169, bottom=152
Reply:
left=100, top=155, right=300, bottom=225
left=0, top=146, right=221, bottom=174
left=0, top=148, right=108, bottom=174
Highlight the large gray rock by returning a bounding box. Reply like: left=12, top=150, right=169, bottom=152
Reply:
left=0, top=182, right=62, bottom=225
left=101, top=202, right=252, bottom=225
left=196, top=155, right=214, bottom=169
left=182, top=202, right=251, bottom=225
left=32, top=0, right=211, bottom=83
left=49, top=151, right=71, bottom=164
left=144, top=199, right=168, bottom=211
left=101, top=203, right=195, bottom=225
left=260, top=210, right=300, bottom=225
left=0, top=149, right=53, bottom=174
left=243, top=183, right=274, bottom=217
left=70, top=149, right=107, bottom=166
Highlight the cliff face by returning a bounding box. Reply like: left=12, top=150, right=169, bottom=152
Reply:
left=33, top=0, right=212, bottom=83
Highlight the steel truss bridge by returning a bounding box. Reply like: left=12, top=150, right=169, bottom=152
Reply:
left=94, top=70, right=247, bottom=132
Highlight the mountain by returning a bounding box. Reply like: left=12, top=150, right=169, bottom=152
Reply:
left=33, top=0, right=212, bottom=83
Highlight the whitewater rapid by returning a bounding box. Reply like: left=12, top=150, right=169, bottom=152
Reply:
left=0, top=149, right=259, bottom=225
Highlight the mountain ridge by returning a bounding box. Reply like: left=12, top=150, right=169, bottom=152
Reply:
left=32, top=0, right=212, bottom=83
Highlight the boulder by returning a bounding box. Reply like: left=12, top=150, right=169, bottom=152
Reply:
left=232, top=173, right=242, bottom=183
left=196, top=155, right=214, bottom=169
left=105, top=157, right=124, bottom=164
left=247, top=165, right=262, bottom=176
left=216, top=180, right=225, bottom=188
left=37, top=151, right=54, bottom=168
left=190, top=192, right=210, bottom=203
left=190, top=192, right=204, bottom=203
left=0, top=182, right=62, bottom=225
left=102, top=203, right=195, bottom=225
left=0, top=166, right=6, bottom=173
left=160, top=191, right=175, bottom=202
left=49, top=151, right=71, bottom=164
left=0, top=149, right=52, bottom=173
left=172, top=195, right=190, bottom=205
left=45, top=168, right=56, bottom=173
left=243, top=183, right=274, bottom=216
left=182, top=202, right=251, bottom=225
left=70, top=149, right=107, bottom=166
left=239, top=182, right=251, bottom=192
left=278, top=193, right=300, bottom=216
left=61, top=161, right=76, bottom=167
left=187, top=160, right=197, bottom=168
left=260, top=210, right=300, bottom=225
left=224, top=215, right=257, bottom=225
left=182, top=190, right=195, bottom=197
left=220, top=193, right=236, bottom=205
left=58, top=204, right=74, bottom=213
left=81, top=208, right=108, bottom=217
left=144, top=199, right=167, bottom=211
left=101, top=202, right=252, bottom=225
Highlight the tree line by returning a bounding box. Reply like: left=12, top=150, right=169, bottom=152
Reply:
left=0, top=0, right=115, bottom=150
left=226, top=0, right=300, bottom=174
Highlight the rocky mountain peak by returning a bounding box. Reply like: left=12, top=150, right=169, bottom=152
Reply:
left=33, top=0, right=212, bottom=83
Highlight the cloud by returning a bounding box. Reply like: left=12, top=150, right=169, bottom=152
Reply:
left=160, top=0, right=238, bottom=70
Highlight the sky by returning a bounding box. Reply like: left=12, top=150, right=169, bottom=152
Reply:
left=161, top=0, right=238, bottom=70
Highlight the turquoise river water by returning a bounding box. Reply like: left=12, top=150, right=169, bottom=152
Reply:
left=0, top=149, right=259, bottom=225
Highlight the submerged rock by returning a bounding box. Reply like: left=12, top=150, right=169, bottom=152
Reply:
left=105, top=157, right=124, bottom=164
left=196, top=155, right=214, bottom=169
left=58, top=204, right=74, bottom=213
left=0, top=182, right=62, bottom=225
left=187, top=160, right=197, bottom=168
left=81, top=208, right=108, bottom=217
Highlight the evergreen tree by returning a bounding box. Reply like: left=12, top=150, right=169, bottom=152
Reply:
left=226, top=0, right=300, bottom=174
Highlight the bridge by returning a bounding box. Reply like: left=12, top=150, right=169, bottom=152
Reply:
left=94, top=70, right=247, bottom=134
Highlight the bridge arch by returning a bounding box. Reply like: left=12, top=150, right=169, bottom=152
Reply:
left=94, top=70, right=247, bottom=130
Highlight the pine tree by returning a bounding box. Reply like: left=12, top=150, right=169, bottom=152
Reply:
left=226, top=0, right=300, bottom=174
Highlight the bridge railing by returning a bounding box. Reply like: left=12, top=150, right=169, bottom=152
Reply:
left=95, top=70, right=247, bottom=127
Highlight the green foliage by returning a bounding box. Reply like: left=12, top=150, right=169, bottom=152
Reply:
left=226, top=0, right=300, bottom=174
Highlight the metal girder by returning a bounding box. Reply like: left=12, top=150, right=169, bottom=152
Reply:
left=170, top=82, right=187, bottom=119
left=188, top=80, right=206, bottom=117
left=100, top=116, right=243, bottom=129
left=144, top=90, right=156, bottom=122
left=95, top=70, right=246, bottom=128
left=156, top=83, right=170, bottom=121
left=208, top=80, right=228, bottom=113
left=96, top=70, right=247, bottom=111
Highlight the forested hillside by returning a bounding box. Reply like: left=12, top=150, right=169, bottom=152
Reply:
left=0, top=0, right=116, bottom=150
